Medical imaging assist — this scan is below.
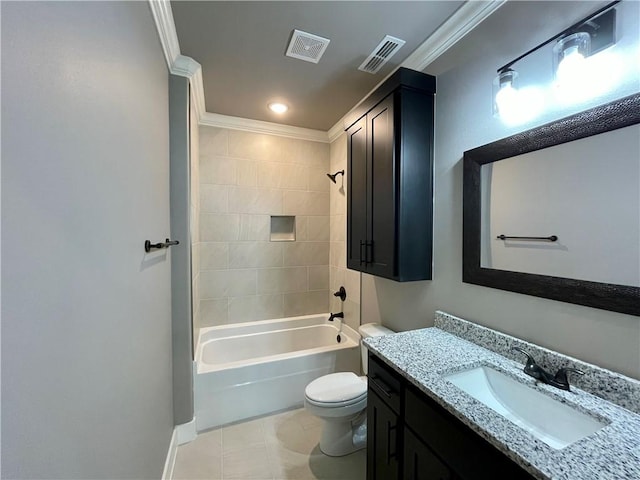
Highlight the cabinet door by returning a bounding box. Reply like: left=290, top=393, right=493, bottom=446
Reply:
left=366, top=95, right=396, bottom=278
left=404, top=428, right=455, bottom=480
left=346, top=117, right=368, bottom=271
left=367, top=388, right=400, bottom=480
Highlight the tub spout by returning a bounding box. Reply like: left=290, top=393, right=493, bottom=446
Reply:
left=328, top=312, right=344, bottom=322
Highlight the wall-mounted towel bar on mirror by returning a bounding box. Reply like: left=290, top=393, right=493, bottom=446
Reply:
left=145, top=238, right=179, bottom=253
left=497, top=235, right=558, bottom=242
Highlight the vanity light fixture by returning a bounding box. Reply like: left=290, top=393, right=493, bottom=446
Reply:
left=492, top=1, right=618, bottom=118
left=268, top=102, right=289, bottom=114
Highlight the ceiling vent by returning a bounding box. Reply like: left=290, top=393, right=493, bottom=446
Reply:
left=286, top=29, right=331, bottom=64
left=358, top=35, right=406, bottom=74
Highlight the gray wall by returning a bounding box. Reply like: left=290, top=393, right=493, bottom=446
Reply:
left=362, top=1, right=640, bottom=379
left=170, top=75, right=194, bottom=425
left=2, top=2, right=174, bottom=478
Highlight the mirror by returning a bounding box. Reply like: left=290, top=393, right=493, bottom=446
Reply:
left=463, top=93, right=640, bottom=316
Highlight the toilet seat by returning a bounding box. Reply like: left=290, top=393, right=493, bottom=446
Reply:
left=305, top=372, right=367, bottom=407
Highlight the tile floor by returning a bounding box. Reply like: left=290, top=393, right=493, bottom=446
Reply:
left=172, top=408, right=366, bottom=480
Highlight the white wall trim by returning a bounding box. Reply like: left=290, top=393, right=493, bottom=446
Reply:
left=148, top=0, right=180, bottom=69
left=161, top=428, right=178, bottom=480
left=326, top=0, right=506, bottom=140
left=171, top=55, right=206, bottom=121
left=328, top=122, right=345, bottom=144
left=401, top=0, right=506, bottom=71
left=176, top=417, right=197, bottom=445
left=200, top=112, right=330, bottom=143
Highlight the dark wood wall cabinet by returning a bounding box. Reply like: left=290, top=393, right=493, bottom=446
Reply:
left=366, top=353, right=535, bottom=480
left=345, top=68, right=435, bottom=281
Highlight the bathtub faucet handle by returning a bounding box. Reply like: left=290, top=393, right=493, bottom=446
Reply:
left=333, top=287, right=347, bottom=302
left=328, top=312, right=344, bottom=322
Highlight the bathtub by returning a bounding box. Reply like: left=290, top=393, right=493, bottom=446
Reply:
left=194, top=314, right=361, bottom=430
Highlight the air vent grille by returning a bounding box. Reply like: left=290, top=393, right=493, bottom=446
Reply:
left=358, top=35, right=406, bottom=74
left=286, top=29, right=331, bottom=64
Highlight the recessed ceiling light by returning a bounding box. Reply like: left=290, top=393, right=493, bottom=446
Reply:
left=268, top=102, right=289, bottom=114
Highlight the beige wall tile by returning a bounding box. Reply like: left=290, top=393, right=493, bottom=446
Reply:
left=345, top=268, right=361, bottom=304
left=283, top=242, right=329, bottom=266
left=229, top=243, right=283, bottom=268
left=299, top=141, right=330, bottom=170
left=238, top=214, right=270, bottom=241
left=294, top=216, right=308, bottom=241
left=308, top=266, right=329, bottom=291
left=200, top=156, right=236, bottom=185
left=283, top=290, right=329, bottom=317
left=257, top=162, right=307, bottom=190
left=329, top=266, right=346, bottom=295
left=199, top=126, right=228, bottom=157
left=200, top=214, right=240, bottom=242
left=257, top=267, right=308, bottom=294
left=283, top=191, right=329, bottom=216
left=200, top=269, right=257, bottom=299
left=236, top=159, right=257, bottom=186
left=330, top=185, right=346, bottom=215
left=307, top=216, right=330, bottom=241
left=330, top=133, right=346, bottom=171
left=329, top=241, right=346, bottom=268
left=227, top=294, right=283, bottom=323
left=228, top=187, right=282, bottom=214
left=343, top=299, right=361, bottom=331
left=200, top=298, right=229, bottom=327
left=329, top=214, right=346, bottom=242
left=200, top=185, right=228, bottom=213
left=308, top=167, right=331, bottom=192
left=200, top=242, right=229, bottom=270
left=227, top=130, right=286, bottom=163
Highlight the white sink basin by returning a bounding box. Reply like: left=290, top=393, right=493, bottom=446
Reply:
left=444, top=366, right=608, bottom=449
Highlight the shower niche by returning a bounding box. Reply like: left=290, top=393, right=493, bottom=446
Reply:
left=270, top=215, right=296, bottom=242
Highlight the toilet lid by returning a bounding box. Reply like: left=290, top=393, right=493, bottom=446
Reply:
left=305, top=372, right=367, bottom=404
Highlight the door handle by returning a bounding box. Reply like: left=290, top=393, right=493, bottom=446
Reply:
left=360, top=240, right=367, bottom=265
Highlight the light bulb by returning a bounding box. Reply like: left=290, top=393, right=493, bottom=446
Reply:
left=268, top=102, right=288, bottom=114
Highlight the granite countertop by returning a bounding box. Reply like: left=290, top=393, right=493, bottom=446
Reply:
left=364, top=317, right=640, bottom=480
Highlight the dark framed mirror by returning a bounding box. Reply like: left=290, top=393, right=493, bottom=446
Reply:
left=463, top=93, right=640, bottom=316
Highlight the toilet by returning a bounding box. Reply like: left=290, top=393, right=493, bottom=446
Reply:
left=304, top=322, right=395, bottom=457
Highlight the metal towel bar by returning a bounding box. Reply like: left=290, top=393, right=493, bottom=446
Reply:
left=497, top=235, right=558, bottom=242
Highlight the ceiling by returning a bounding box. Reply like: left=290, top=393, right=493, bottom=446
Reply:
left=171, top=1, right=464, bottom=131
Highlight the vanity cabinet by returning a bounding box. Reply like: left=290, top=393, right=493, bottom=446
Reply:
left=346, top=68, right=435, bottom=282
left=367, top=353, right=535, bottom=480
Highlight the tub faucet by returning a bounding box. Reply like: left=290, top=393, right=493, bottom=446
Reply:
left=328, top=312, right=344, bottom=322
left=512, top=346, right=585, bottom=391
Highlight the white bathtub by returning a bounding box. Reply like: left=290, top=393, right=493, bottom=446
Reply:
left=194, top=314, right=361, bottom=430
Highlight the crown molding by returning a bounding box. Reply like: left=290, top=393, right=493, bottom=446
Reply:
left=327, top=0, right=506, bottom=139
left=401, top=0, right=506, bottom=71
left=328, top=122, right=345, bottom=144
left=172, top=55, right=206, bottom=121
left=200, top=113, right=330, bottom=143
left=150, top=0, right=504, bottom=142
left=148, top=0, right=180, bottom=68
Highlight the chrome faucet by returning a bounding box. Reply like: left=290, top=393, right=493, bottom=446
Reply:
left=512, top=346, right=585, bottom=391
left=328, top=312, right=344, bottom=322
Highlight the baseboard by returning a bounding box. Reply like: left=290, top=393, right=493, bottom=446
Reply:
left=162, top=428, right=178, bottom=480
left=176, top=417, right=197, bottom=445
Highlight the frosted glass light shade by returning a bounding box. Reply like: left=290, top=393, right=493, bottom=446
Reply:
left=492, top=69, right=518, bottom=117
left=553, top=32, right=591, bottom=83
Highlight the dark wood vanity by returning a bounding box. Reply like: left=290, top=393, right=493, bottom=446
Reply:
left=367, top=353, right=535, bottom=480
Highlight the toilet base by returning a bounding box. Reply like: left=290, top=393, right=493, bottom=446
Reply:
left=318, top=412, right=367, bottom=457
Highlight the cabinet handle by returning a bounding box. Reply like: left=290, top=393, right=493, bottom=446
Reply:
left=366, top=241, right=373, bottom=264
left=387, top=423, right=397, bottom=461
left=370, top=375, right=394, bottom=398
left=360, top=240, right=367, bottom=265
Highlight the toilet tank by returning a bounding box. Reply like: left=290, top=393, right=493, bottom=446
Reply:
left=358, top=323, right=395, bottom=375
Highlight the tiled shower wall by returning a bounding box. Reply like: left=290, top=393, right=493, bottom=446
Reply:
left=328, top=133, right=361, bottom=331
left=196, top=126, right=331, bottom=327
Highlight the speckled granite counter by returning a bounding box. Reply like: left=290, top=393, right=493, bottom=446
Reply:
left=364, top=311, right=640, bottom=480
